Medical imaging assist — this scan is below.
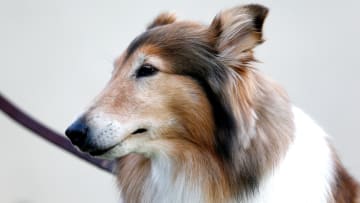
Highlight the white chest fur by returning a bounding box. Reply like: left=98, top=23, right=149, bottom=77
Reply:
left=244, top=107, right=335, bottom=203
left=142, top=157, right=205, bottom=203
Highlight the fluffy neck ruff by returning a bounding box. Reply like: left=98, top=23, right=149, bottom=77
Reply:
left=117, top=144, right=230, bottom=203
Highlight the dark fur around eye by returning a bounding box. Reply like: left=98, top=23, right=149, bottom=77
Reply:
left=136, top=64, right=158, bottom=78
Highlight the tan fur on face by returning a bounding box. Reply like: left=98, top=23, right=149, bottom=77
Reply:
left=115, top=47, right=232, bottom=202
left=91, top=49, right=215, bottom=144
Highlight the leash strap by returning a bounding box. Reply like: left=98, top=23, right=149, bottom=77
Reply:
left=0, top=93, right=115, bottom=174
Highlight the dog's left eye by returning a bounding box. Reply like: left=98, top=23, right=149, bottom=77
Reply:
left=136, top=64, right=158, bottom=78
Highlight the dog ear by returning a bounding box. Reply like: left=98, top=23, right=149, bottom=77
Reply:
left=147, top=12, right=177, bottom=30
left=209, top=4, right=268, bottom=63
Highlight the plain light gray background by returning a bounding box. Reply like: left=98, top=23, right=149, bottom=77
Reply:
left=0, top=0, right=359, bottom=203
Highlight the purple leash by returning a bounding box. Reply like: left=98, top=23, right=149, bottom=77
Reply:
left=0, top=93, right=116, bottom=174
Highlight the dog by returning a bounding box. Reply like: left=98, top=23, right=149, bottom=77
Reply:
left=65, top=4, right=360, bottom=203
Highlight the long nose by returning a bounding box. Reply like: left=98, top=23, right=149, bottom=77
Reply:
left=65, top=117, right=88, bottom=149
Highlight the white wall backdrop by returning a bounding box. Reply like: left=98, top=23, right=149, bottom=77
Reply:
left=0, top=0, right=359, bottom=203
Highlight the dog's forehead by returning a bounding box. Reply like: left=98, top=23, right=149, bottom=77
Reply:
left=125, top=22, right=208, bottom=60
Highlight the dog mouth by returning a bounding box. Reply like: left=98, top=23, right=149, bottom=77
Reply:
left=87, top=128, right=148, bottom=157
left=89, top=145, right=118, bottom=156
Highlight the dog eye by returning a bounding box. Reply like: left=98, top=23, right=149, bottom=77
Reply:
left=136, top=64, right=158, bottom=78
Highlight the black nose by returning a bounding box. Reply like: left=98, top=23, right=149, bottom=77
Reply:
left=65, top=118, right=88, bottom=149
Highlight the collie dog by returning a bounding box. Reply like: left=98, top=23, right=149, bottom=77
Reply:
left=65, top=4, right=359, bottom=203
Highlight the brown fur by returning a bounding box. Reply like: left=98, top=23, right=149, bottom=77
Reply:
left=117, top=154, right=151, bottom=203
left=223, top=69, right=294, bottom=195
left=330, top=154, right=360, bottom=203
left=147, top=12, right=177, bottom=30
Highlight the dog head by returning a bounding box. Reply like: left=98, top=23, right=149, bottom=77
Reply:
left=65, top=4, right=268, bottom=160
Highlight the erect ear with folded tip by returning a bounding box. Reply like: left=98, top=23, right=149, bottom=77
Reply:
left=208, top=4, right=268, bottom=65
left=147, top=12, right=177, bottom=30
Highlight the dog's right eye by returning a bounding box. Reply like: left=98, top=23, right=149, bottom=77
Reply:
left=136, top=64, right=158, bottom=78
